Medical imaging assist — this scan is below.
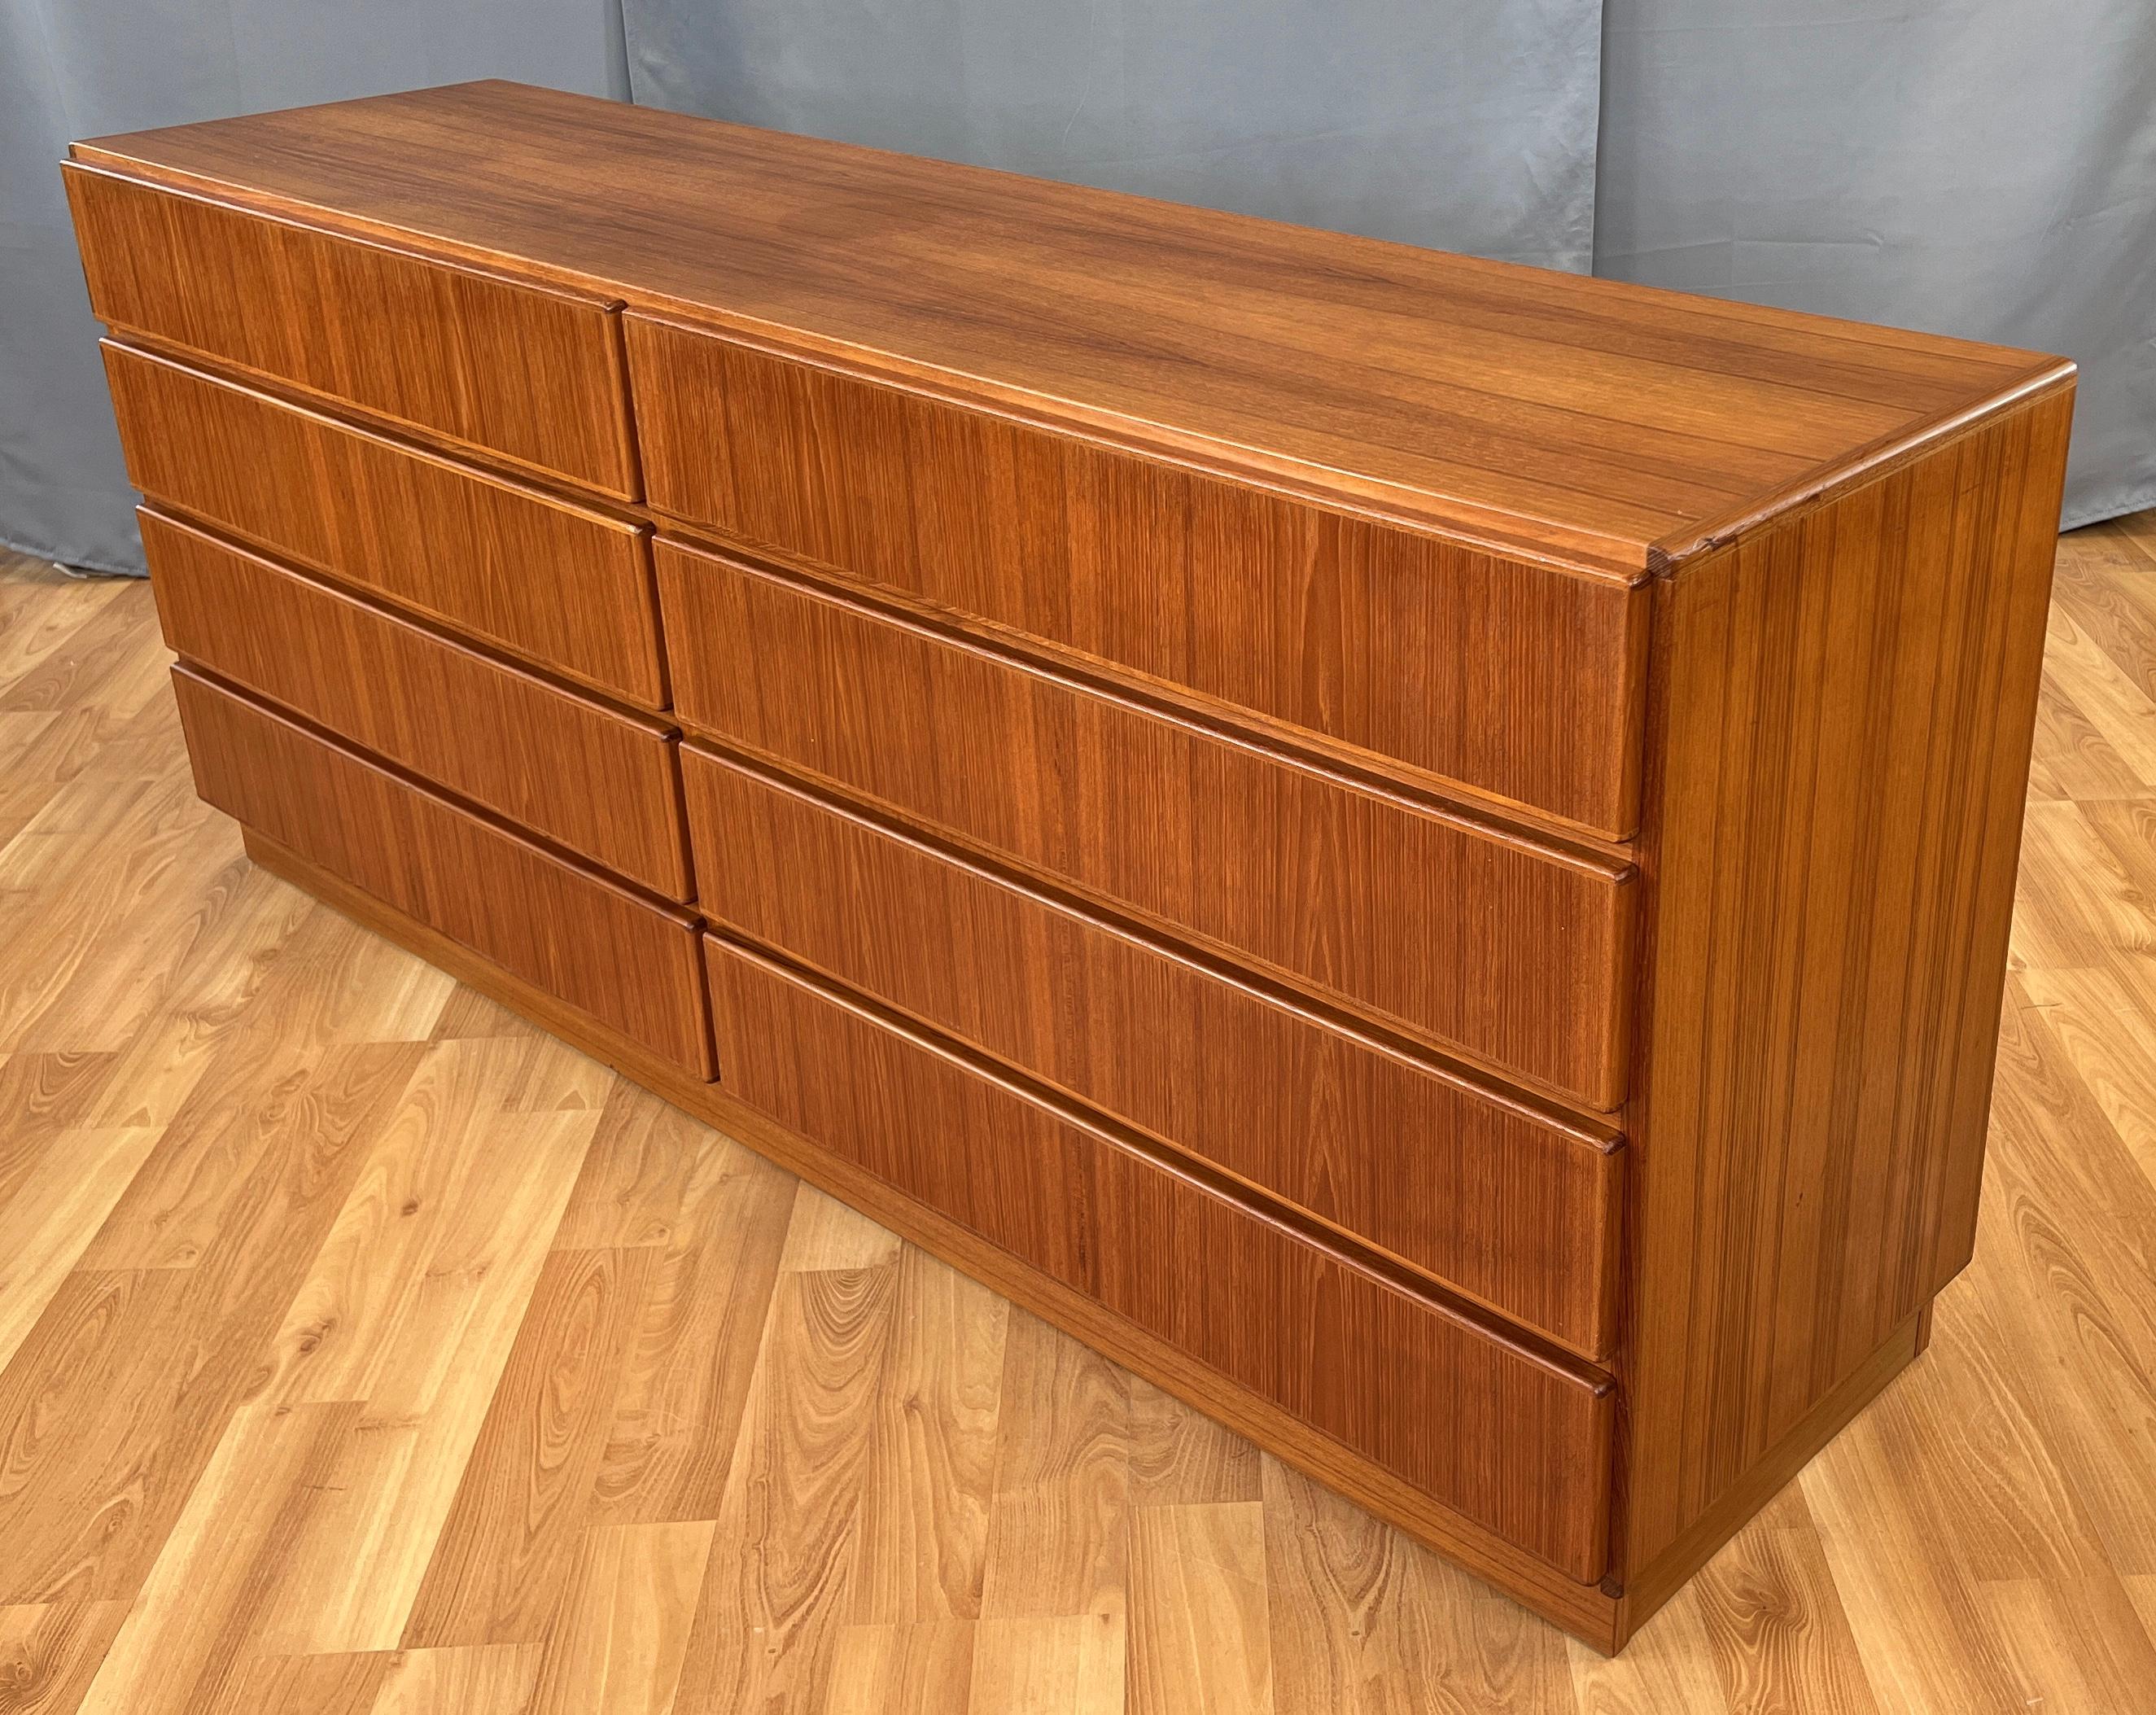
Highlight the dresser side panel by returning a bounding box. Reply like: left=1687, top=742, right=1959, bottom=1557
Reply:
left=1618, top=386, right=2073, bottom=1581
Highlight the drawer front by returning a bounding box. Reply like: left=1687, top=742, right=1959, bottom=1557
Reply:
left=66, top=164, right=638, bottom=498
left=627, top=314, right=1647, bottom=837
left=107, top=343, right=665, bottom=708
left=709, top=937, right=1615, bottom=1579
left=685, top=748, right=1623, bottom=1355
left=659, top=542, right=1633, bottom=1108
left=146, top=510, right=692, bottom=900
left=173, top=668, right=711, bottom=1077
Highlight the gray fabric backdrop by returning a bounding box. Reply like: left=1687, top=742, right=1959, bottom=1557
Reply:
left=1596, top=0, right=2156, bottom=530
left=4, top=0, right=2149, bottom=572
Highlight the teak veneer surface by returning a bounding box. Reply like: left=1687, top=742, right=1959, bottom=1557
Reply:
left=143, top=509, right=693, bottom=899
left=1616, top=387, right=2075, bottom=1582
left=71, top=77, right=2067, bottom=576
left=658, top=540, right=1634, bottom=1109
left=681, top=746, right=1625, bottom=1357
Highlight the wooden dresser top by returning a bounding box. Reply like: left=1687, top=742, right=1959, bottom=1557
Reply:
left=73, top=79, right=2071, bottom=580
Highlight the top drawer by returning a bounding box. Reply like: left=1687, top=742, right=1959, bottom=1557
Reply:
left=625, top=314, right=1648, bottom=838
left=63, top=164, right=639, bottom=500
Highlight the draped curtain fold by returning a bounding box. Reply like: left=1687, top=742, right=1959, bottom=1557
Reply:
left=2, top=0, right=2148, bottom=572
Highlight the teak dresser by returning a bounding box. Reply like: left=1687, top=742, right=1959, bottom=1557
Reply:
left=65, top=81, right=2074, bottom=1652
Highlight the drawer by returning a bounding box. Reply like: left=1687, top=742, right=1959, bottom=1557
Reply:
left=106, top=343, right=666, bottom=708
left=65, top=164, right=637, bottom=498
left=173, top=668, right=711, bottom=1077
left=684, top=748, right=1624, bottom=1355
left=708, top=936, right=1616, bottom=1579
left=658, top=541, right=1634, bottom=1108
left=627, top=314, right=1647, bottom=837
left=145, top=510, right=692, bottom=900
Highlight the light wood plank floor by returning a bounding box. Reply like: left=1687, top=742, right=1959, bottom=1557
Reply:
left=2, top=515, right=2154, bottom=1713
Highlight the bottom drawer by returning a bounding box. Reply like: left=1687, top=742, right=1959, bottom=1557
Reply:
left=173, top=667, right=712, bottom=1077
left=706, top=934, right=1615, bottom=1580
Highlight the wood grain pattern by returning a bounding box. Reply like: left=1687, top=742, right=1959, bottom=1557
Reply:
left=681, top=744, right=1625, bottom=1355
left=169, top=669, right=710, bottom=1076
left=50, top=81, right=2088, bottom=1665
left=660, top=540, right=1634, bottom=1108
left=400, top=1246, right=656, bottom=1647
left=142, top=510, right=691, bottom=898
left=0, top=1041, right=422, bottom=1612
left=704, top=934, right=1617, bottom=1582
left=63, top=162, right=638, bottom=499
left=628, top=317, right=1650, bottom=837
left=103, top=343, right=665, bottom=707
left=1617, top=387, right=2076, bottom=1586
left=70, top=80, right=2063, bottom=575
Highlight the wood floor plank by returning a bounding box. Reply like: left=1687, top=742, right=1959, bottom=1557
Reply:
left=0, top=1595, right=130, bottom=1715
left=2043, top=596, right=2156, bottom=770
left=823, top=1621, right=977, bottom=1715
left=365, top=1644, right=543, bottom=1715
left=671, top=1263, right=902, bottom=1712
left=558, top=1087, right=798, bottom=1526
left=0, top=1127, right=163, bottom=1376
left=781, top=1183, right=904, bottom=1273
left=1130, top=1380, right=1263, bottom=1511
left=2027, top=667, right=2153, bottom=803
left=1261, top=1454, right=1576, bottom=1715
left=1797, top=1369, right=2044, bottom=1712
left=0, top=772, right=227, bottom=1052
left=244, top=1061, right=600, bottom=1656
left=256, top=1040, right=590, bottom=1407
left=74, top=1400, right=364, bottom=1715
left=1127, top=1502, right=1274, bottom=1715
left=81, top=860, right=318, bottom=1130
left=1684, top=1490, right=1880, bottom=1715
left=527, top=1520, right=714, bottom=1715
left=1979, top=997, right=2156, bottom=1577
left=2016, top=966, right=2156, bottom=1184
left=6, top=807, right=248, bottom=1059
left=851, top=1248, right=1008, bottom=1625
left=0, top=574, right=129, bottom=712
left=968, top=1613, right=1126, bottom=1715
left=400, top=1246, right=656, bottom=1648
left=0, top=1042, right=422, bottom=1607
left=978, top=1313, right=1134, bottom=1624
left=2012, top=799, right=2155, bottom=969
left=1566, top=1595, right=1725, bottom=1713
left=221, top=1652, right=394, bottom=1715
